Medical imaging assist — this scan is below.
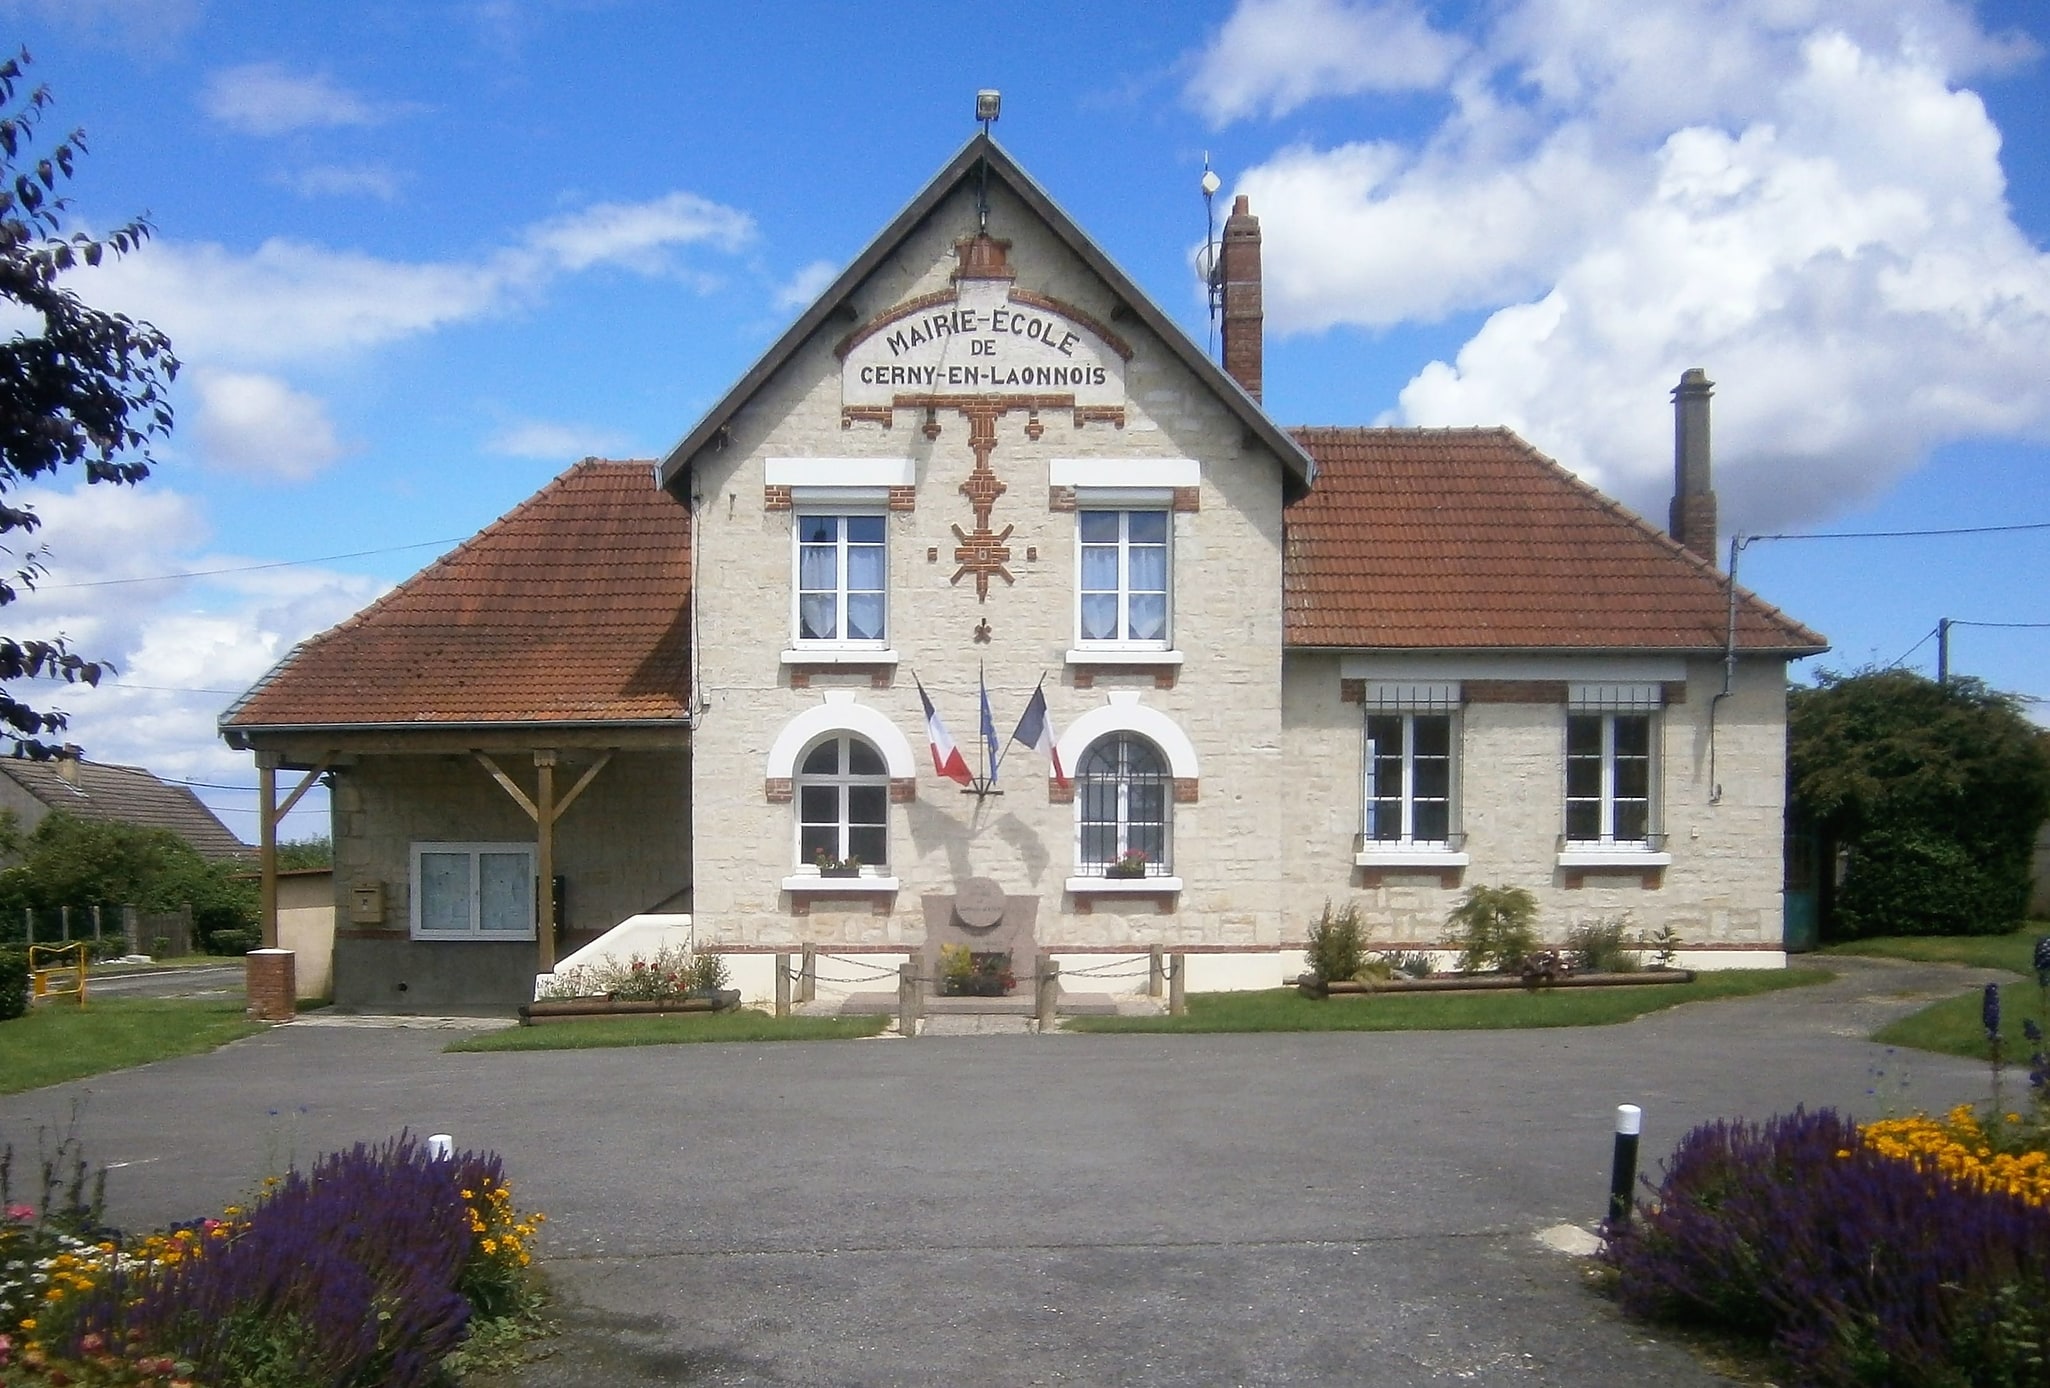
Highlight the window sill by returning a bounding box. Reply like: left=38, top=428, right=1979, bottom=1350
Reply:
left=1354, top=849, right=1470, bottom=869
left=1556, top=848, right=1673, bottom=870
left=1065, top=648, right=1182, bottom=667
left=411, top=932, right=537, bottom=943
left=781, top=648, right=898, bottom=666
left=1065, top=875, right=1183, bottom=894
left=781, top=874, right=901, bottom=893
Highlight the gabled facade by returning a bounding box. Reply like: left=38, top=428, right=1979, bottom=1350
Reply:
left=222, top=135, right=1823, bottom=1013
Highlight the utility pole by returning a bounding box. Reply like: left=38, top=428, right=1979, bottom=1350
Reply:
left=1937, top=617, right=1951, bottom=688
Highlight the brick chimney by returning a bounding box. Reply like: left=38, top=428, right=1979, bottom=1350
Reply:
left=55, top=745, right=80, bottom=786
left=1669, top=367, right=1718, bottom=565
left=1219, top=194, right=1263, bottom=402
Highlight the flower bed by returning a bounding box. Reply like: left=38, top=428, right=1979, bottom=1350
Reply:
left=1603, top=1106, right=2050, bottom=1385
left=0, top=1131, right=545, bottom=1386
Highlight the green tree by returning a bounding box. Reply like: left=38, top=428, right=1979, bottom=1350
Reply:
left=0, top=51, right=176, bottom=758
left=0, top=812, right=255, bottom=948
left=275, top=835, right=332, bottom=870
left=1788, top=669, right=2050, bottom=937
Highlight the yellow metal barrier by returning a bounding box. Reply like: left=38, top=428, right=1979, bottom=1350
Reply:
left=29, top=941, right=87, bottom=1006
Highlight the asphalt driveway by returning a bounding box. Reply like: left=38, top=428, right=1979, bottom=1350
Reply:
left=0, top=956, right=2007, bottom=1386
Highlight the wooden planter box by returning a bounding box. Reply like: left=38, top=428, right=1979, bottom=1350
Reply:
left=519, top=989, right=743, bottom=1025
left=1295, top=969, right=1695, bottom=998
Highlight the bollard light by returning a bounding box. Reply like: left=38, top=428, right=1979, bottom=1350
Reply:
left=1607, top=1104, right=1642, bottom=1229
left=427, top=1134, right=454, bottom=1161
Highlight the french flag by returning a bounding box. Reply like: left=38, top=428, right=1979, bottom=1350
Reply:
left=916, top=677, right=972, bottom=786
left=1010, top=682, right=1068, bottom=788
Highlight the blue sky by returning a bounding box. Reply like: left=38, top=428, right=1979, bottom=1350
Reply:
left=0, top=0, right=2046, bottom=845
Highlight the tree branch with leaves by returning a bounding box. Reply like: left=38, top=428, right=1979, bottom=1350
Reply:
left=0, top=48, right=177, bottom=757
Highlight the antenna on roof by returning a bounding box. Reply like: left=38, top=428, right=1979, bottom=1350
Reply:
left=1197, top=153, right=1224, bottom=353
left=975, top=89, right=1001, bottom=232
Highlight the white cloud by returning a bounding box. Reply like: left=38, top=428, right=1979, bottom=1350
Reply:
left=485, top=419, right=634, bottom=461
left=77, top=185, right=755, bottom=367
left=774, top=259, right=840, bottom=312
left=277, top=163, right=406, bottom=202
left=191, top=369, right=347, bottom=481
left=523, top=192, right=754, bottom=274
left=201, top=63, right=416, bottom=136
left=3, top=481, right=385, bottom=820
left=1184, top=0, right=1466, bottom=125
left=1196, top=0, right=2050, bottom=531
left=0, top=0, right=202, bottom=49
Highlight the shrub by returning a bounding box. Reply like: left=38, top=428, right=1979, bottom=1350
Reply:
left=539, top=943, right=707, bottom=1001
left=206, top=927, right=261, bottom=956
left=1377, top=949, right=1435, bottom=979
left=688, top=949, right=729, bottom=993
left=1834, top=825, right=2023, bottom=937
left=1564, top=919, right=1639, bottom=974
left=1604, top=1107, right=2050, bottom=1385
left=1303, top=899, right=1366, bottom=985
left=0, top=947, right=25, bottom=1020
left=1446, top=885, right=1537, bottom=973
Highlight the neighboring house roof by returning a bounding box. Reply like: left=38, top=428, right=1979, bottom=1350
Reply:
left=221, top=459, right=693, bottom=734
left=657, top=132, right=1319, bottom=501
left=0, top=758, right=248, bottom=860
left=1283, top=427, right=1827, bottom=653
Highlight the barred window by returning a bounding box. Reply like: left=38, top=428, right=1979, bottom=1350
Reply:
left=1075, top=734, right=1170, bottom=875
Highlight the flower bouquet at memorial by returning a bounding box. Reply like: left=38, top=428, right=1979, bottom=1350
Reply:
left=938, top=944, right=1015, bottom=996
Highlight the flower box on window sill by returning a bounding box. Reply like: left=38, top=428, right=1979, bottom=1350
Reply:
left=1064, top=875, right=1183, bottom=894
left=780, top=874, right=901, bottom=893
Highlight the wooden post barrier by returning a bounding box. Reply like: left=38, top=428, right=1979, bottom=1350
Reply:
left=799, top=943, right=816, bottom=1003
left=897, top=962, right=919, bottom=1038
left=774, top=952, right=791, bottom=1017
left=1169, top=952, right=1187, bottom=1016
left=1036, top=953, right=1060, bottom=1030
left=1148, top=944, right=1164, bottom=998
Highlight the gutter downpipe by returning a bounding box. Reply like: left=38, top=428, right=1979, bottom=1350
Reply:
left=1708, top=532, right=1748, bottom=805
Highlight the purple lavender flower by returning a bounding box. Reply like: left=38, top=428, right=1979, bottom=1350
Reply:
left=1984, top=983, right=2002, bottom=1042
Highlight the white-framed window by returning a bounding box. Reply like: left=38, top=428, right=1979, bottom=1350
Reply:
left=1565, top=712, right=1656, bottom=845
left=1364, top=712, right=1455, bottom=845
left=1075, top=734, right=1171, bottom=876
left=410, top=842, right=535, bottom=940
left=796, top=733, right=889, bottom=871
left=795, top=512, right=887, bottom=645
left=1077, top=509, right=1169, bottom=647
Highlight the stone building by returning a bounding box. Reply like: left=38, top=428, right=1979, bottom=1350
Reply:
left=220, top=135, right=1824, bottom=1013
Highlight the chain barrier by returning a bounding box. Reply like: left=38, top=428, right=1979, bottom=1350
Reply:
left=1059, top=954, right=1153, bottom=980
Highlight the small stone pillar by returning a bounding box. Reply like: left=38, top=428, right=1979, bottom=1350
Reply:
left=245, top=948, right=297, bottom=1022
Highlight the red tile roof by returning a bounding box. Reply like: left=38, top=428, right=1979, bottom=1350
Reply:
left=1283, top=427, right=1825, bottom=652
left=222, top=460, right=692, bottom=730
left=0, top=758, right=248, bottom=859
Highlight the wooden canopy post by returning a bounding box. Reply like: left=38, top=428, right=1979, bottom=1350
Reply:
left=254, top=751, right=333, bottom=950
left=535, top=750, right=557, bottom=973
left=473, top=748, right=613, bottom=977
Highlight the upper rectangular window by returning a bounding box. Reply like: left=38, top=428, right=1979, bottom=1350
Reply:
left=796, top=512, right=887, bottom=644
left=411, top=842, right=535, bottom=940
left=1078, top=509, right=1169, bottom=646
left=1565, top=712, right=1654, bottom=844
left=1365, top=712, right=1454, bottom=845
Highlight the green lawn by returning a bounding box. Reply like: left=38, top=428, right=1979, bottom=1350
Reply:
left=447, top=1010, right=891, bottom=1051
left=1820, top=924, right=2049, bottom=1060
left=0, top=998, right=263, bottom=1095
left=1820, top=922, right=2048, bottom=975
left=1064, top=970, right=1824, bottom=1033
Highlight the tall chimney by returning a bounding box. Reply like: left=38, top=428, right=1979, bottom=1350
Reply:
left=1219, top=194, right=1263, bottom=402
left=55, top=745, right=80, bottom=786
left=1669, top=367, right=1717, bottom=565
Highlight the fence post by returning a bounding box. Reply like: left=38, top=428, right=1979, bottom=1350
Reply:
left=1148, top=944, right=1164, bottom=998
left=897, top=962, right=919, bottom=1038
left=22, top=907, right=30, bottom=948
left=799, top=943, right=816, bottom=1003
left=60, top=905, right=69, bottom=943
left=774, top=952, right=791, bottom=1017
left=122, top=905, right=139, bottom=956
left=1169, top=952, right=1187, bottom=1016
left=1036, top=952, right=1060, bottom=1030
left=91, top=904, right=102, bottom=943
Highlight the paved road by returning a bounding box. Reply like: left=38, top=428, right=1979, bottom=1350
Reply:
left=83, top=964, right=244, bottom=1001
left=0, top=957, right=2006, bottom=1386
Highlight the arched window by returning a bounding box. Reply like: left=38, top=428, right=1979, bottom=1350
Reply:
left=1076, top=734, right=1169, bottom=876
left=796, top=734, right=889, bottom=871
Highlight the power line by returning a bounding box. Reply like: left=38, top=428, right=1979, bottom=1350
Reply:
left=35, top=536, right=466, bottom=590
left=1885, top=626, right=1939, bottom=670
left=1740, top=520, right=2050, bottom=545
left=1946, top=620, right=2050, bottom=630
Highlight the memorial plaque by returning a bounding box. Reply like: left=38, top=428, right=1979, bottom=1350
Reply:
left=955, top=876, right=1007, bottom=929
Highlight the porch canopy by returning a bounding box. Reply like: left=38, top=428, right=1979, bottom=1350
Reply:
left=219, top=459, right=695, bottom=972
